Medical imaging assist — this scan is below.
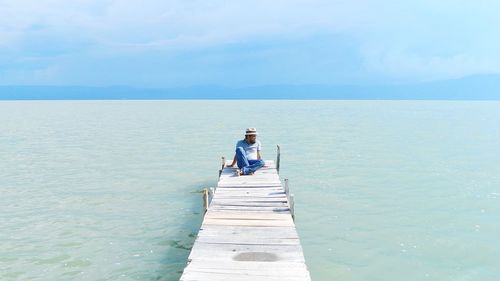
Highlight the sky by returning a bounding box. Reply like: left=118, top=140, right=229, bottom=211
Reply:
left=0, top=0, right=499, bottom=87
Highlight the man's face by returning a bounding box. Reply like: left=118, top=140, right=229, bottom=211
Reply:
left=246, top=134, right=257, bottom=144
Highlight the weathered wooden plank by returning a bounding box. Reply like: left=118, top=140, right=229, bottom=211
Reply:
left=181, top=266, right=311, bottom=280
left=213, top=197, right=288, bottom=201
left=197, top=225, right=299, bottom=237
left=195, top=236, right=301, bottom=245
left=185, top=259, right=307, bottom=268
left=208, top=206, right=291, bottom=212
left=214, top=189, right=284, bottom=194
left=210, top=201, right=289, bottom=207
left=181, top=271, right=310, bottom=281
left=202, top=218, right=294, bottom=227
left=204, top=212, right=291, bottom=220
left=216, top=184, right=283, bottom=188
left=211, top=198, right=287, bottom=203
left=187, top=247, right=305, bottom=263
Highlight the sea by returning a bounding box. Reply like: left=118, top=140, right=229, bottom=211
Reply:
left=1, top=100, right=499, bottom=281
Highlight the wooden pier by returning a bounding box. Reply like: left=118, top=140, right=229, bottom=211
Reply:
left=179, top=152, right=311, bottom=281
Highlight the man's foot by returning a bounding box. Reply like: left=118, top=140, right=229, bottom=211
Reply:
left=235, top=169, right=243, bottom=176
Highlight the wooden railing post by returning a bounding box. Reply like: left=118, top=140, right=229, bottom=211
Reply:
left=209, top=187, right=215, bottom=202
left=202, top=188, right=209, bottom=214
left=284, top=178, right=295, bottom=220
left=276, top=145, right=281, bottom=173
left=203, top=187, right=215, bottom=214
left=284, top=178, right=289, bottom=198
left=219, top=156, right=225, bottom=179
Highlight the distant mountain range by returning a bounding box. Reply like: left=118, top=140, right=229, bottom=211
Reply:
left=1, top=74, right=499, bottom=100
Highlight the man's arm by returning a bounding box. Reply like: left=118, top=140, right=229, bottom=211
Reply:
left=227, top=154, right=237, bottom=167
left=257, top=141, right=262, bottom=160
left=228, top=141, right=238, bottom=167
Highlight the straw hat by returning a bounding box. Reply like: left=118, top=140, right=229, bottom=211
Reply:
left=245, top=128, right=258, bottom=136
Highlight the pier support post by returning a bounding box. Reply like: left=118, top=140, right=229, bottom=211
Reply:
left=284, top=178, right=289, bottom=197
left=202, top=187, right=215, bottom=214
left=276, top=145, right=281, bottom=173
left=202, top=188, right=209, bottom=214
left=218, top=156, right=225, bottom=179
left=284, top=179, right=295, bottom=220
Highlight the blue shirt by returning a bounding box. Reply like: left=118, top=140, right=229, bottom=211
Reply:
left=236, top=139, right=261, bottom=160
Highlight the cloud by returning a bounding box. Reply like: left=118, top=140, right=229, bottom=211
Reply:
left=361, top=47, right=500, bottom=82
left=0, top=0, right=388, bottom=51
left=355, top=1, right=500, bottom=81
left=0, top=0, right=499, bottom=86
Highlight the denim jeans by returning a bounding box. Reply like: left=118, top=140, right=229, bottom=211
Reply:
left=235, top=147, right=265, bottom=175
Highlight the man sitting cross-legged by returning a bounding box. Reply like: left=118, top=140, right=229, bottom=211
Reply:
left=227, top=128, right=265, bottom=176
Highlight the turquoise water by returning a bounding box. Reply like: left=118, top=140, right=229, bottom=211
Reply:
left=1, top=100, right=499, bottom=281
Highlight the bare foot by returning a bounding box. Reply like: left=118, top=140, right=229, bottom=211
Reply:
left=235, top=169, right=242, bottom=176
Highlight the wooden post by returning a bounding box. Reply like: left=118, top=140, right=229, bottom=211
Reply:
left=284, top=178, right=294, bottom=220
left=221, top=156, right=226, bottom=169
left=202, top=188, right=209, bottom=214
left=284, top=178, right=289, bottom=199
left=276, top=145, right=281, bottom=174
left=209, top=187, right=215, bottom=203
left=219, top=156, right=225, bottom=178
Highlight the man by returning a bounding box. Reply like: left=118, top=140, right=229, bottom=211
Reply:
left=227, top=128, right=265, bottom=176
